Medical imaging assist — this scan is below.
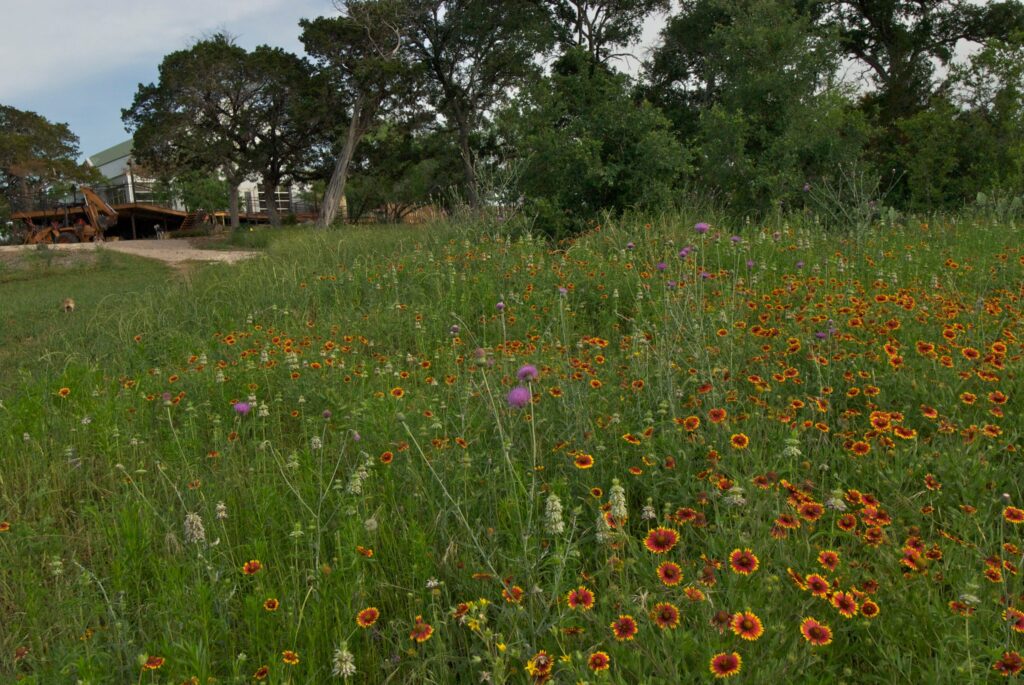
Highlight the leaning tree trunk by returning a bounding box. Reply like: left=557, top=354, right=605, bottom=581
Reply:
left=318, top=95, right=369, bottom=228
left=457, top=118, right=480, bottom=208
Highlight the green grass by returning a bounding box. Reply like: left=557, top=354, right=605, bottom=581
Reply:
left=0, top=215, right=1021, bottom=684
left=0, top=249, right=172, bottom=390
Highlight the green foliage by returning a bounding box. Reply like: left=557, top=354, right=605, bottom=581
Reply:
left=146, top=170, right=231, bottom=216
left=300, top=2, right=423, bottom=226
left=895, top=100, right=966, bottom=212
left=406, top=0, right=556, bottom=206
left=827, top=0, right=1024, bottom=125
left=652, top=0, right=870, bottom=215
left=246, top=47, right=326, bottom=226
left=346, top=122, right=460, bottom=222
left=0, top=105, right=100, bottom=212
left=122, top=34, right=257, bottom=183
left=506, top=50, right=687, bottom=237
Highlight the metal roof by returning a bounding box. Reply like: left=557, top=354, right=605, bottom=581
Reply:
left=87, top=139, right=133, bottom=168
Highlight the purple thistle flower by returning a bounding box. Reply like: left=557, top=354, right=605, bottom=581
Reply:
left=507, top=386, right=531, bottom=408
left=700, top=271, right=711, bottom=279
left=517, top=364, right=539, bottom=382
left=694, top=222, right=710, bottom=234
left=449, top=324, right=460, bottom=336
left=496, top=301, right=505, bottom=311
left=667, top=280, right=677, bottom=289
left=730, top=235, right=741, bottom=244
left=815, top=331, right=828, bottom=340
left=322, top=409, right=332, bottom=420
left=626, top=242, right=635, bottom=250
left=352, top=431, right=361, bottom=442
left=796, top=261, right=805, bottom=269
left=803, top=183, right=811, bottom=192
left=558, top=286, right=568, bottom=296
left=233, top=402, right=251, bottom=416
left=656, top=261, right=667, bottom=271
left=746, top=259, right=755, bottom=269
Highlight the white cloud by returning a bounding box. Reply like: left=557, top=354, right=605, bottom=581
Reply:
left=0, top=0, right=329, bottom=99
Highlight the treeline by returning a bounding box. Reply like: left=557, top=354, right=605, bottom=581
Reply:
left=5, top=1, right=1024, bottom=237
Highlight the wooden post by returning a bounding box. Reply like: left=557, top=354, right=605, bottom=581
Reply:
left=131, top=212, right=137, bottom=241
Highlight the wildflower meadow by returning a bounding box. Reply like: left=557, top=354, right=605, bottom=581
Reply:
left=1, top=212, right=1022, bottom=683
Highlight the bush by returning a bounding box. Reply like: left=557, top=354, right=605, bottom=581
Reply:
left=503, top=50, right=688, bottom=239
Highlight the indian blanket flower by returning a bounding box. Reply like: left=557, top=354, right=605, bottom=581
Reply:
left=282, top=650, right=299, bottom=665
left=1003, top=607, right=1024, bottom=633
left=657, top=561, right=683, bottom=586
left=567, top=586, right=595, bottom=611
left=730, top=611, right=764, bottom=641
left=994, top=651, right=1024, bottom=677
left=651, top=602, right=681, bottom=630
left=263, top=598, right=279, bottom=612
left=805, top=574, right=830, bottom=598
left=831, top=591, right=858, bottom=618
left=507, top=386, right=531, bottom=408
left=817, top=550, right=840, bottom=571
left=242, top=559, right=262, bottom=576
left=730, top=433, right=750, bottom=449
left=1004, top=506, right=1024, bottom=524
left=574, top=453, right=595, bottom=469
left=525, top=651, right=553, bottom=679
left=356, top=607, right=380, bottom=628
left=729, top=548, right=760, bottom=575
left=502, top=584, right=525, bottom=603
left=611, top=614, right=638, bottom=641
left=709, top=652, right=742, bottom=679
left=644, top=527, right=679, bottom=554
left=588, top=651, right=611, bottom=672
left=800, top=617, right=833, bottom=646
left=410, top=615, right=434, bottom=643
left=142, top=656, right=165, bottom=671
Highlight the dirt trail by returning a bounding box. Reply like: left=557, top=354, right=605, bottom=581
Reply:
left=0, top=239, right=260, bottom=265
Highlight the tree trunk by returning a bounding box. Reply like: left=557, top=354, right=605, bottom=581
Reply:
left=457, top=119, right=479, bottom=208
left=318, top=95, right=368, bottom=228
left=265, top=183, right=281, bottom=228
left=228, top=180, right=240, bottom=230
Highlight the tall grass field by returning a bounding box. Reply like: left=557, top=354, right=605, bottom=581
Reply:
left=1, top=213, right=1022, bottom=683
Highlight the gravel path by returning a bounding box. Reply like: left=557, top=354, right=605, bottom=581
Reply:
left=0, top=239, right=260, bottom=265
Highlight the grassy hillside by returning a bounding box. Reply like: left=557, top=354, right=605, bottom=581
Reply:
left=1, top=215, right=1022, bottom=683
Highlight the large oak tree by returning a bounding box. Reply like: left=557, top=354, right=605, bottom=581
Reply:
left=123, top=34, right=263, bottom=230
